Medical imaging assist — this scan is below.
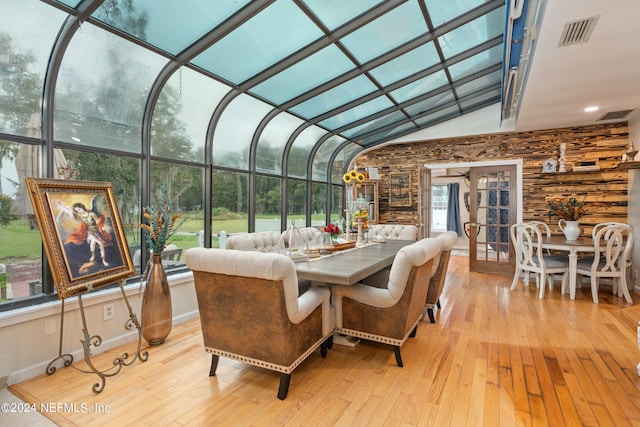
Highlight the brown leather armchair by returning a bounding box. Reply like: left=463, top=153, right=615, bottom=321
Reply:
left=185, top=248, right=333, bottom=400
left=331, top=238, right=442, bottom=367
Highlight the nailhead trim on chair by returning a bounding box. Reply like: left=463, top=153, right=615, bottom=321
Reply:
left=334, top=317, right=421, bottom=348
left=204, top=334, right=330, bottom=375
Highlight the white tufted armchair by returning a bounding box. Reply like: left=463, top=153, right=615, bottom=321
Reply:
left=226, top=230, right=283, bottom=252
left=369, top=224, right=419, bottom=241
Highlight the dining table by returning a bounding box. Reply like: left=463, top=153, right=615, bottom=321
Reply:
left=294, top=239, right=413, bottom=347
left=294, top=240, right=413, bottom=286
left=541, top=235, right=595, bottom=299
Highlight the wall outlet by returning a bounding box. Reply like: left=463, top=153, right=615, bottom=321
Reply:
left=103, top=303, right=115, bottom=320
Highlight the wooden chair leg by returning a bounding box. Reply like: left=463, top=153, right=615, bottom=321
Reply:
left=209, top=354, right=219, bottom=376
left=277, top=373, right=291, bottom=400
left=394, top=346, right=403, bottom=367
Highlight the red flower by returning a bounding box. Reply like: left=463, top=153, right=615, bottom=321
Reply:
left=322, top=223, right=341, bottom=236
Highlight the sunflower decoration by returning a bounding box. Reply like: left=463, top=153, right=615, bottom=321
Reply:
left=343, top=169, right=366, bottom=184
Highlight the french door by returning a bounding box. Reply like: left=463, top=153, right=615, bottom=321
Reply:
left=468, top=165, right=517, bottom=275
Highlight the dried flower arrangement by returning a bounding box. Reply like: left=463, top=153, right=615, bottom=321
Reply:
left=140, top=185, right=186, bottom=254
left=547, top=196, right=586, bottom=221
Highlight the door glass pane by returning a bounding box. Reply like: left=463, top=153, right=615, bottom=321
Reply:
left=475, top=170, right=511, bottom=263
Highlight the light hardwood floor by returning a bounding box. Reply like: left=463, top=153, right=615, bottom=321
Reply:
left=8, top=256, right=640, bottom=426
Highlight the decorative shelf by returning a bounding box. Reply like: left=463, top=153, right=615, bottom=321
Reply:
left=615, top=161, right=640, bottom=170
left=540, top=168, right=604, bottom=176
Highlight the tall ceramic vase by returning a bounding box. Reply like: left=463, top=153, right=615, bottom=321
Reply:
left=558, top=219, right=581, bottom=241
left=141, top=254, right=172, bottom=345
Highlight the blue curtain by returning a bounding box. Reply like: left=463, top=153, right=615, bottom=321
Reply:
left=446, top=183, right=463, bottom=236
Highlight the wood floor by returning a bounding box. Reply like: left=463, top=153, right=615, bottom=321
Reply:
left=9, top=256, right=640, bottom=426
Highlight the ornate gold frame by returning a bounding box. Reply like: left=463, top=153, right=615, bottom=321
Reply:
left=26, top=178, right=135, bottom=299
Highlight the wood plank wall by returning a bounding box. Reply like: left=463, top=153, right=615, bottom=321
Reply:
left=354, top=123, right=629, bottom=236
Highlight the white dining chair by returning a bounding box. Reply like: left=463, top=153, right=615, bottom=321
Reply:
left=592, top=221, right=627, bottom=240
left=527, top=220, right=563, bottom=288
left=510, top=223, right=570, bottom=298
left=576, top=223, right=634, bottom=304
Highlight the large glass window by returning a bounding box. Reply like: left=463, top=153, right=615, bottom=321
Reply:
left=312, top=135, right=346, bottom=181
left=212, top=94, right=271, bottom=169
left=286, top=179, right=307, bottom=227
left=0, top=0, right=65, bottom=137
left=149, top=161, right=204, bottom=267
left=0, top=140, right=44, bottom=305
left=288, top=126, right=326, bottom=178
left=211, top=170, right=248, bottom=239
left=255, top=175, right=282, bottom=232
left=152, top=68, right=229, bottom=162
left=256, top=112, right=303, bottom=174
left=311, top=182, right=327, bottom=227
left=54, top=25, right=166, bottom=152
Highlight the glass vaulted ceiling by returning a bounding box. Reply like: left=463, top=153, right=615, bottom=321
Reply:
left=9, top=0, right=504, bottom=180
left=84, top=0, right=504, bottom=178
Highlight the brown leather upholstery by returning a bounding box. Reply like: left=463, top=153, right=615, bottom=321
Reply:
left=332, top=238, right=442, bottom=367
left=185, top=248, right=332, bottom=399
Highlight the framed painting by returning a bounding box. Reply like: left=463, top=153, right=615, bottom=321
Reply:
left=26, top=178, right=135, bottom=299
left=389, top=172, right=412, bottom=207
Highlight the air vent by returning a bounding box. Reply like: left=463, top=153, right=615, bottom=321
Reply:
left=558, top=15, right=599, bottom=47
left=598, top=110, right=633, bottom=121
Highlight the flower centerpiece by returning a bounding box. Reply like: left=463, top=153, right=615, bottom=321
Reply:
left=547, top=196, right=586, bottom=221
left=322, top=223, right=341, bottom=240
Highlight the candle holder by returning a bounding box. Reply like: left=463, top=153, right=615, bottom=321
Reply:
left=558, top=143, right=567, bottom=172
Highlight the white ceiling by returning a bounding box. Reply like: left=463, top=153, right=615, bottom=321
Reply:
left=514, top=0, right=640, bottom=131
left=387, top=0, right=640, bottom=146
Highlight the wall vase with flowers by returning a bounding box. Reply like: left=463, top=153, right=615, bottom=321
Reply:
left=547, top=196, right=586, bottom=241
left=139, top=185, right=185, bottom=345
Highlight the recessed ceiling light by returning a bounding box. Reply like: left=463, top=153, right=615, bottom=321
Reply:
left=584, top=106, right=599, bottom=112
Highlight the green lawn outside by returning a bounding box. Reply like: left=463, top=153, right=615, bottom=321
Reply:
left=0, top=213, right=331, bottom=261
